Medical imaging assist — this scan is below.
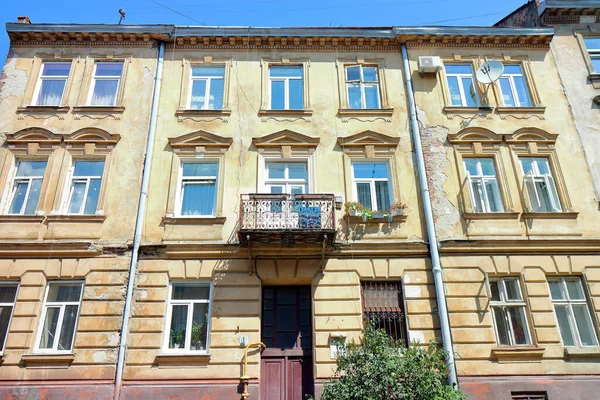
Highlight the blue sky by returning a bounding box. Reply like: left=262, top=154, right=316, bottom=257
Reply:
left=1, top=0, right=527, bottom=62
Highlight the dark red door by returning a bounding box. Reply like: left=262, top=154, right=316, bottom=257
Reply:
left=261, top=286, right=313, bottom=400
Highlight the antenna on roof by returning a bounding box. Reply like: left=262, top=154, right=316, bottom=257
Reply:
left=118, top=9, right=126, bottom=24
left=476, top=60, right=504, bottom=106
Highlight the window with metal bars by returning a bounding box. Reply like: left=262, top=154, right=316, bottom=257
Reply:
left=361, top=281, right=406, bottom=344
left=511, top=392, right=547, bottom=400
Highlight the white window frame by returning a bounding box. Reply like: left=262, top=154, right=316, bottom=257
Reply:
left=520, top=157, right=562, bottom=212
left=499, top=65, right=531, bottom=107
left=34, top=281, right=84, bottom=354
left=549, top=277, right=599, bottom=347
left=31, top=62, right=71, bottom=106
left=268, top=65, right=303, bottom=110
left=86, top=62, right=123, bottom=106
left=345, top=65, right=381, bottom=109
left=351, top=161, right=392, bottom=211
left=444, top=63, right=480, bottom=107
left=175, top=160, right=219, bottom=217
left=3, top=159, right=47, bottom=215
left=187, top=65, right=225, bottom=110
left=62, top=160, right=105, bottom=215
left=264, top=161, right=309, bottom=194
left=162, top=281, right=213, bottom=354
left=0, top=282, right=19, bottom=355
left=489, top=277, right=532, bottom=346
left=584, top=37, right=600, bottom=74
left=464, top=158, right=504, bottom=213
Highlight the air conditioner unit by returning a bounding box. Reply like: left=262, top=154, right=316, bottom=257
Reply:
left=418, top=56, right=442, bottom=74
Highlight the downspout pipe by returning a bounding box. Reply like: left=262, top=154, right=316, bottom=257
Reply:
left=401, top=43, right=458, bottom=388
left=113, top=40, right=165, bottom=400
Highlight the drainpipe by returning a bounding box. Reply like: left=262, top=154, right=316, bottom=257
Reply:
left=400, top=43, right=458, bottom=388
left=113, top=40, right=165, bottom=400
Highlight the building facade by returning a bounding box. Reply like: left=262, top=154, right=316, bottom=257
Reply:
left=0, top=16, right=598, bottom=400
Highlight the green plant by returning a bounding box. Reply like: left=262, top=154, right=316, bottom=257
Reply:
left=169, top=329, right=184, bottom=348
left=388, top=201, right=407, bottom=212
left=344, top=201, right=364, bottom=213
left=190, top=322, right=205, bottom=349
left=313, top=322, right=465, bottom=400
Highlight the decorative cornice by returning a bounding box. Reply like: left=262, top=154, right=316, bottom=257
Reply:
left=542, top=6, right=600, bottom=25
left=6, top=24, right=554, bottom=50
left=439, top=239, right=600, bottom=255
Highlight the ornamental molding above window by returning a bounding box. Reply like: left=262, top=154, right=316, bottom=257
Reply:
left=5, top=127, right=61, bottom=156
left=337, top=130, right=399, bottom=157
left=64, top=128, right=120, bottom=156
left=252, top=130, right=319, bottom=157
left=168, top=130, right=233, bottom=156
left=505, top=127, right=558, bottom=146
left=447, top=127, right=503, bottom=145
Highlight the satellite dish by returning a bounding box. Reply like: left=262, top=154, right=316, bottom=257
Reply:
left=476, top=60, right=504, bottom=84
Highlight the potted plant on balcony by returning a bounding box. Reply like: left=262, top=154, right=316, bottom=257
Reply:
left=372, top=210, right=387, bottom=219
left=388, top=201, right=407, bottom=217
left=361, top=208, right=373, bottom=222
left=345, top=201, right=364, bottom=217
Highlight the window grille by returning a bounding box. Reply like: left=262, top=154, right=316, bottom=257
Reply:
left=361, top=281, right=406, bottom=344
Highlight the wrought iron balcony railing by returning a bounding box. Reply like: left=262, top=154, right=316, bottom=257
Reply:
left=238, top=193, right=336, bottom=245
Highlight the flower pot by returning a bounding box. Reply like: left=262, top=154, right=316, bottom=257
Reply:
left=362, top=214, right=368, bottom=222
left=391, top=209, right=404, bottom=216
left=348, top=209, right=358, bottom=216
left=386, top=214, right=393, bottom=223
left=373, top=211, right=385, bottom=219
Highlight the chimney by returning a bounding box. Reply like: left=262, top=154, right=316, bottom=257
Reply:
left=17, top=16, right=31, bottom=24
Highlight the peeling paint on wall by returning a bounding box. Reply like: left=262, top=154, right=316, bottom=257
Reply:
left=0, top=49, right=27, bottom=102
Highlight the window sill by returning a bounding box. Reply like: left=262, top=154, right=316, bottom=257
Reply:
left=154, top=353, right=211, bottom=368
left=344, top=214, right=407, bottom=224
left=175, top=108, right=232, bottom=116
left=338, top=108, right=394, bottom=117
left=258, top=109, right=313, bottom=116
left=17, top=105, right=70, bottom=113
left=46, top=214, right=106, bottom=223
left=443, top=106, right=493, bottom=114
left=491, top=346, right=545, bottom=363
left=162, top=216, right=227, bottom=225
left=462, top=212, right=520, bottom=220
left=72, top=106, right=125, bottom=113
left=0, top=215, right=46, bottom=223
left=521, top=211, right=579, bottom=220
left=564, top=346, right=600, bottom=358
left=495, top=106, right=546, bottom=114
left=21, top=353, right=75, bottom=368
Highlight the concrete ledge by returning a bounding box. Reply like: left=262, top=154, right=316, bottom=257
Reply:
left=491, top=346, right=545, bottom=363
left=21, top=353, right=75, bottom=368
left=162, top=216, right=226, bottom=225
left=154, top=353, right=211, bottom=368
left=564, top=346, right=600, bottom=358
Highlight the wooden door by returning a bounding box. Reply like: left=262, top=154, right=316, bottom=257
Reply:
left=261, top=286, right=313, bottom=400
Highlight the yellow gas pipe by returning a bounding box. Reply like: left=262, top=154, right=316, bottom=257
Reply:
left=240, top=342, right=266, bottom=400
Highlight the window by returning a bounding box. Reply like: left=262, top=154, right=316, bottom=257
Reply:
left=0, top=283, right=18, bottom=354
left=6, top=160, right=47, bottom=215
left=269, top=66, right=303, bottom=110
left=489, top=278, right=531, bottom=346
left=445, top=64, right=479, bottom=107
left=177, top=162, right=218, bottom=216
left=36, top=282, right=83, bottom=352
left=361, top=281, right=406, bottom=343
left=584, top=37, right=600, bottom=73
left=87, top=62, right=123, bottom=106
left=189, top=66, right=225, bottom=110
left=512, top=392, right=547, bottom=400
left=265, top=161, right=308, bottom=195
left=520, top=157, right=561, bottom=212
left=352, top=162, right=391, bottom=211
left=549, top=277, right=598, bottom=347
left=33, top=62, right=71, bottom=106
left=464, top=158, right=504, bottom=212
left=499, top=65, right=532, bottom=107
left=164, top=282, right=211, bottom=352
left=345, top=65, right=381, bottom=109
left=66, top=161, right=105, bottom=215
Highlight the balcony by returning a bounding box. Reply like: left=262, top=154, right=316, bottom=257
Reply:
left=238, top=193, right=336, bottom=246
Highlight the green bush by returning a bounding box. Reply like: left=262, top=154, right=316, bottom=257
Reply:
left=316, top=323, right=465, bottom=400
